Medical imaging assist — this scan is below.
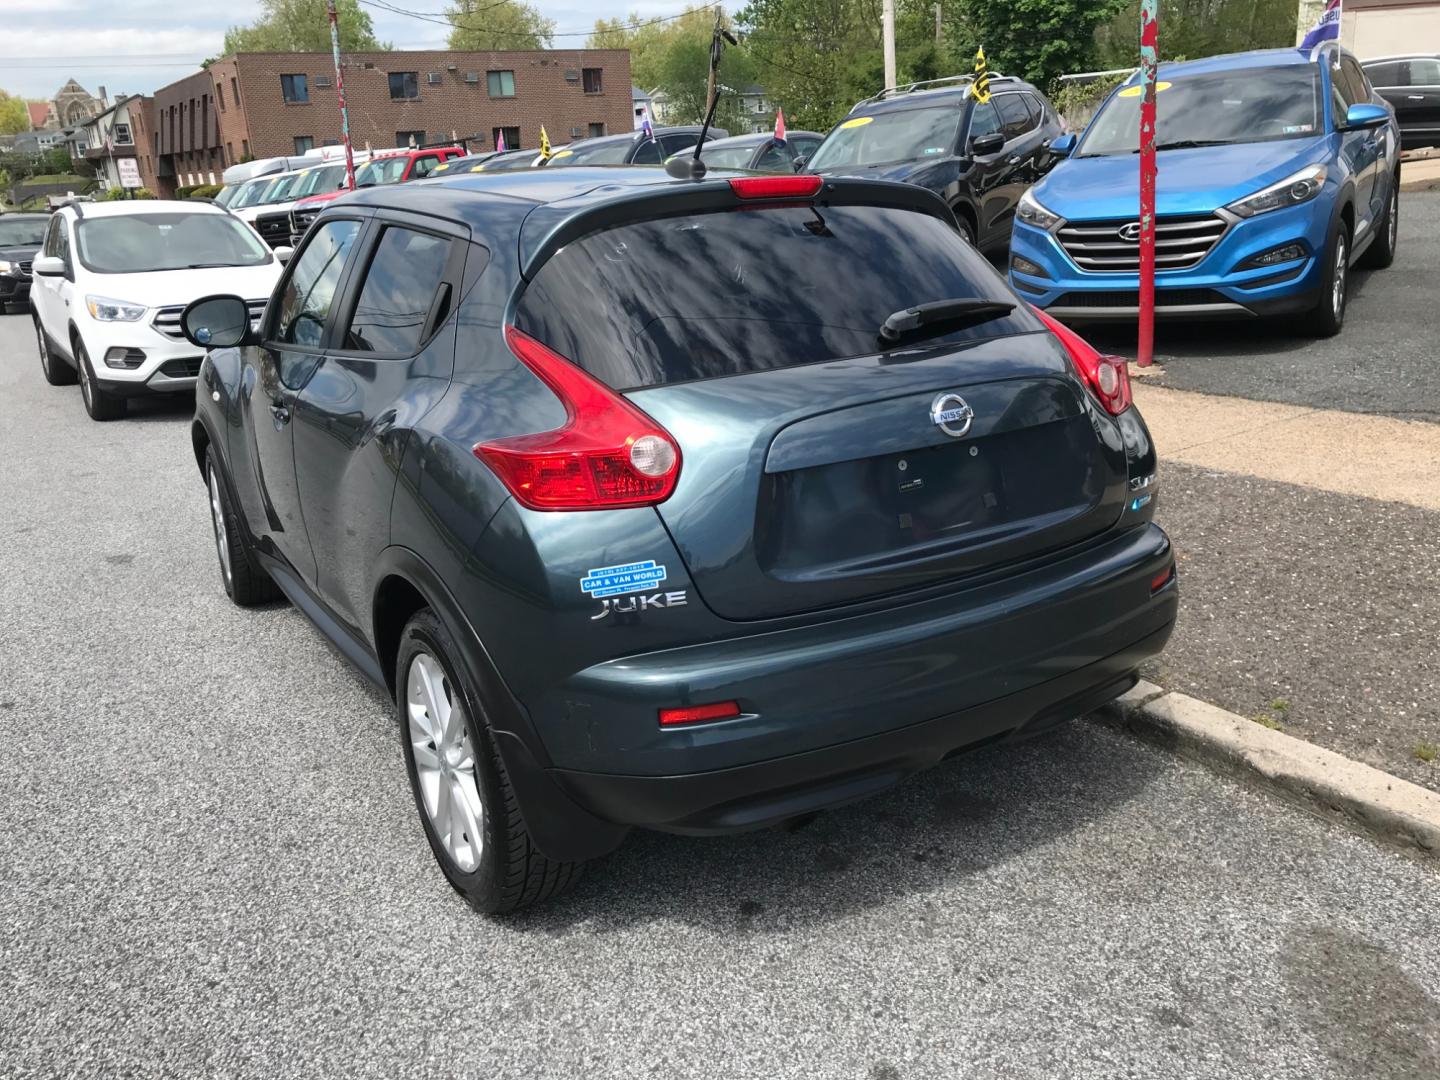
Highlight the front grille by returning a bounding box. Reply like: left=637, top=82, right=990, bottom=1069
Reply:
left=1053, top=288, right=1229, bottom=309
left=18, top=260, right=32, bottom=277
left=290, top=207, right=322, bottom=242
left=254, top=212, right=292, bottom=249
left=1057, top=213, right=1228, bottom=273
left=158, top=357, right=204, bottom=378
left=152, top=298, right=268, bottom=341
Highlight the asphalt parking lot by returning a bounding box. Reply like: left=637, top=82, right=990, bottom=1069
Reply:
left=2, top=309, right=1440, bottom=1076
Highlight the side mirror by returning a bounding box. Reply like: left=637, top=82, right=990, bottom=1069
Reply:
left=792, top=155, right=808, bottom=172
left=181, top=294, right=255, bottom=350
left=274, top=245, right=294, bottom=265
left=1343, top=102, right=1389, bottom=130
left=31, top=255, right=65, bottom=277
left=1049, top=133, right=1077, bottom=157
left=970, top=132, right=1005, bottom=156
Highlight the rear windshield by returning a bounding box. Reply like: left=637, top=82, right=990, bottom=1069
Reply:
left=697, top=145, right=757, bottom=169
left=515, top=205, right=1024, bottom=389
left=1080, top=66, right=1322, bottom=155
left=356, top=156, right=410, bottom=186
left=0, top=218, right=47, bottom=246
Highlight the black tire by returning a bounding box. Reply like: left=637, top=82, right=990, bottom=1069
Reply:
left=1358, top=174, right=1398, bottom=270
left=75, top=338, right=126, bottom=420
left=35, top=315, right=76, bottom=386
left=1302, top=217, right=1350, bottom=338
left=954, top=212, right=977, bottom=247
left=396, top=608, right=584, bottom=915
left=205, top=447, right=281, bottom=606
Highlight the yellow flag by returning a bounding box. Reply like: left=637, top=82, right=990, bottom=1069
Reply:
left=539, top=125, right=552, bottom=159
left=973, top=46, right=991, bottom=104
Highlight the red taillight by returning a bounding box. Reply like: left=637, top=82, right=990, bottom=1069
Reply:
left=728, top=175, right=823, bottom=200
left=1150, top=565, right=1176, bottom=593
left=1030, top=305, right=1132, bottom=416
left=659, top=701, right=742, bottom=727
left=475, top=327, right=682, bottom=511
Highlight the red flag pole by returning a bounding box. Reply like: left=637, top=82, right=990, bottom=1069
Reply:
left=1137, top=0, right=1158, bottom=366
left=327, top=0, right=357, bottom=193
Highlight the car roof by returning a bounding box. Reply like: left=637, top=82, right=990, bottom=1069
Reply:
left=1, top=212, right=49, bottom=221
left=64, top=199, right=231, bottom=218
left=1140, top=46, right=1335, bottom=80
left=701, top=131, right=823, bottom=150
left=851, top=78, right=1036, bottom=116
left=1361, top=53, right=1438, bottom=63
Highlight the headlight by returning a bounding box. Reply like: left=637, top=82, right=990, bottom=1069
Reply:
left=1226, top=164, right=1328, bottom=218
left=84, top=295, right=147, bottom=322
left=0, top=260, right=12, bottom=274
left=1017, top=189, right=1064, bottom=232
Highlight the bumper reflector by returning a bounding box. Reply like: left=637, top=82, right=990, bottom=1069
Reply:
left=1150, top=565, right=1176, bottom=594
left=659, top=701, right=741, bottom=727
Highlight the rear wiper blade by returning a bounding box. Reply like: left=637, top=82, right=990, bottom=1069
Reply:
left=878, top=298, right=1016, bottom=345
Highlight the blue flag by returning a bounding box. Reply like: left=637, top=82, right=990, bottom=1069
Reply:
left=1301, top=0, right=1341, bottom=49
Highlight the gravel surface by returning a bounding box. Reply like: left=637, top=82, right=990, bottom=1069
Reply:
left=1143, top=462, right=1440, bottom=789
left=4, top=314, right=1440, bottom=1079
left=1087, top=191, right=1440, bottom=423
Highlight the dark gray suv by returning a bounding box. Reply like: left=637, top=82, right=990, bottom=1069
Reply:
left=181, top=168, right=1176, bottom=913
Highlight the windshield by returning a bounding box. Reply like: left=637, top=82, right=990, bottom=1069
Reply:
left=214, top=185, right=239, bottom=207
left=698, top=145, right=757, bottom=169
left=263, top=173, right=307, bottom=203
left=807, top=106, right=961, bottom=170
left=76, top=212, right=271, bottom=273
left=290, top=163, right=347, bottom=198
left=1080, top=66, right=1322, bottom=155
left=355, top=156, right=409, bottom=186
left=0, top=218, right=47, bottom=246
left=232, top=178, right=277, bottom=208
left=551, top=139, right=631, bottom=166
left=483, top=151, right=539, bottom=171
left=515, top=204, right=1023, bottom=389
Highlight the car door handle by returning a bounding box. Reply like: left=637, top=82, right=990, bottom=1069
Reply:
left=1006, top=155, right=1022, bottom=165
left=1408, top=95, right=1426, bottom=100
left=270, top=403, right=291, bottom=425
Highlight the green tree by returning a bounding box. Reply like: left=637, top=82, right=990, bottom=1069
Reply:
left=951, top=0, right=1127, bottom=90
left=223, top=0, right=387, bottom=54
left=0, top=91, right=30, bottom=136
left=446, top=0, right=554, bottom=50
left=1094, top=0, right=1298, bottom=68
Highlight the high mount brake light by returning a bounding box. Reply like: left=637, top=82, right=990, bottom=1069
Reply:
left=474, top=327, right=682, bottom=511
left=1030, top=305, right=1132, bottom=416
left=728, top=175, right=823, bottom=200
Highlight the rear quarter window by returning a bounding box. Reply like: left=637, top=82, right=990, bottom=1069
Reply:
left=514, top=204, right=1029, bottom=389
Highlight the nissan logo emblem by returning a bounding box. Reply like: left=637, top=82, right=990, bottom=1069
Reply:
left=930, top=392, right=975, bottom=438
left=1117, top=221, right=1142, bottom=242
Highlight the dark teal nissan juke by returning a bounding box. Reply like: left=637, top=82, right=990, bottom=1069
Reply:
left=181, top=166, right=1176, bottom=913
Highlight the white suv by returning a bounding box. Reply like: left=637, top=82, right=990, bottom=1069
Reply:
left=30, top=200, right=284, bottom=420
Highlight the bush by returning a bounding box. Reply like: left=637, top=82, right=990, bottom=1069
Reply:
left=174, top=185, right=195, bottom=199
left=186, top=184, right=223, bottom=199
left=101, top=187, right=156, bottom=200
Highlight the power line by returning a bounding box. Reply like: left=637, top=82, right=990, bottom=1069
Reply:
left=356, top=0, right=722, bottom=41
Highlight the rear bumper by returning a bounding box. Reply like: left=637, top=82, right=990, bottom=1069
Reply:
left=551, top=620, right=1171, bottom=834
left=522, top=521, right=1176, bottom=834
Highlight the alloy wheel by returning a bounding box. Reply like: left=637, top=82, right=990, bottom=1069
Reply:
left=35, top=323, right=50, bottom=376
left=77, top=346, right=93, bottom=410
left=1389, top=187, right=1398, bottom=251
left=208, top=464, right=232, bottom=587
left=407, top=652, right=484, bottom=873
left=1332, top=234, right=1347, bottom=320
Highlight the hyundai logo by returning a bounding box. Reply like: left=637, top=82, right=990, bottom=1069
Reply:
left=1117, top=221, right=1142, bottom=242
left=930, top=392, right=975, bottom=438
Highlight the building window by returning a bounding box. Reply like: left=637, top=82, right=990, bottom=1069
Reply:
left=396, top=130, right=426, bottom=147
left=226, top=141, right=234, bottom=165
left=113, top=122, right=133, bottom=145
left=281, top=74, right=309, bottom=103
left=294, top=135, right=315, bottom=154
left=216, top=83, right=225, bottom=111
left=322, top=137, right=340, bottom=146
left=588, top=122, right=606, bottom=138
left=389, top=71, right=419, bottom=100
left=231, top=77, right=240, bottom=108
left=487, top=70, right=515, bottom=98
left=241, top=139, right=250, bottom=160
left=492, top=126, right=521, bottom=150
left=582, top=68, right=603, bottom=94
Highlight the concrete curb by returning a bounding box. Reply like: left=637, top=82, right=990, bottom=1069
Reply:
left=1094, top=681, right=1440, bottom=859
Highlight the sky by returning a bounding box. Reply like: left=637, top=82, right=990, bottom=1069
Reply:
left=0, top=0, right=732, bottom=101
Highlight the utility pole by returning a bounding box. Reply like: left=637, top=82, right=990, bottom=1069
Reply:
left=935, top=3, right=942, bottom=46
left=326, top=0, right=357, bottom=192
left=1137, top=0, right=1158, bottom=367
left=706, top=8, right=721, bottom=116
left=882, top=0, right=897, bottom=89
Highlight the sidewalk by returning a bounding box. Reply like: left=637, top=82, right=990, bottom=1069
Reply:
left=1401, top=149, right=1440, bottom=192
left=1136, top=383, right=1440, bottom=792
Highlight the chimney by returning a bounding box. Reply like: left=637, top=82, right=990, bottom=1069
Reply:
left=98, top=85, right=108, bottom=107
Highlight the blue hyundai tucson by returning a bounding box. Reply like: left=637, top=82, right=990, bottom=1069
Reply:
left=178, top=167, right=1176, bottom=913
left=1009, top=43, right=1401, bottom=336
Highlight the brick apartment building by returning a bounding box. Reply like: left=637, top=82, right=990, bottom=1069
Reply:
left=146, top=49, right=633, bottom=195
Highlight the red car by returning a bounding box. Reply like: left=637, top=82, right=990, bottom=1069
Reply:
left=287, top=145, right=464, bottom=245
